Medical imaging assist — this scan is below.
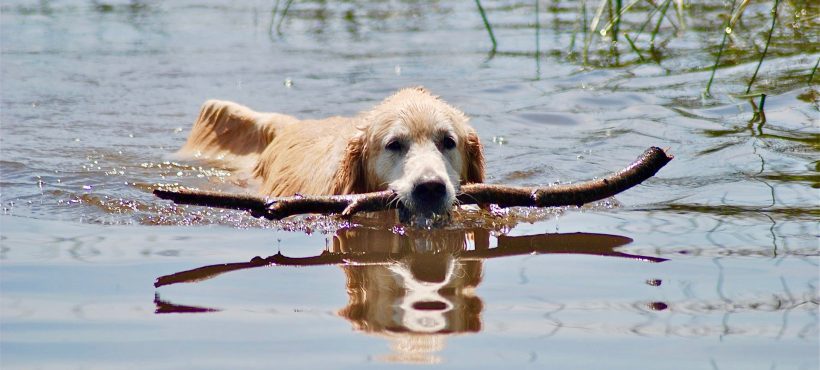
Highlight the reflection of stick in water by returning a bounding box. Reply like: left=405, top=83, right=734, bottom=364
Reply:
left=154, top=231, right=664, bottom=288
left=154, top=293, right=219, bottom=314
left=153, top=146, right=673, bottom=220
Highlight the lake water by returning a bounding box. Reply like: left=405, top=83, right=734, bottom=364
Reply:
left=1, top=0, right=818, bottom=369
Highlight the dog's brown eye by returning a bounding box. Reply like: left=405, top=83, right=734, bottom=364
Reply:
left=441, top=137, right=456, bottom=150
left=385, top=140, right=403, bottom=152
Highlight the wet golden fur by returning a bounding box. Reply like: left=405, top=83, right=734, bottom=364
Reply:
left=177, top=87, right=484, bottom=206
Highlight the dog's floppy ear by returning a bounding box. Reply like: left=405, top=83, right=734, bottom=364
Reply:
left=463, top=131, right=485, bottom=184
left=331, top=132, right=369, bottom=194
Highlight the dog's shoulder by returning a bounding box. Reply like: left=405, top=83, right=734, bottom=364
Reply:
left=254, top=115, right=362, bottom=197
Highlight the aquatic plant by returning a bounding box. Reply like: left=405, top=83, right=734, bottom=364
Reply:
left=704, top=0, right=739, bottom=97
left=744, top=0, right=780, bottom=95
left=475, top=0, right=498, bottom=53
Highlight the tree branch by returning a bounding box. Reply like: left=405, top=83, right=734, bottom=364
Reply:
left=153, top=146, right=673, bottom=220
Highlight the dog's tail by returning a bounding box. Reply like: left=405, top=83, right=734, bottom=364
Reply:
left=176, top=100, right=297, bottom=170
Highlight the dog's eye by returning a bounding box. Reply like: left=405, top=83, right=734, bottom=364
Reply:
left=441, top=137, right=456, bottom=150
left=385, top=140, right=403, bottom=152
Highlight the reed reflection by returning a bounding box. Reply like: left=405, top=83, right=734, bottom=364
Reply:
left=154, top=226, right=664, bottom=362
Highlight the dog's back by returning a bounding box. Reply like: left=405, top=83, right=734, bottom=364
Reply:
left=177, top=99, right=360, bottom=196
left=176, top=100, right=299, bottom=171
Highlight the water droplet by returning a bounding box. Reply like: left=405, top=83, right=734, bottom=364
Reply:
left=284, top=78, right=293, bottom=88
left=391, top=224, right=406, bottom=235
left=394, top=65, right=402, bottom=75
left=724, top=27, right=732, bottom=34
left=83, top=185, right=93, bottom=190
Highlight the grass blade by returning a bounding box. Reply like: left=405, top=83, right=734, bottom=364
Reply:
left=808, top=56, right=819, bottom=85
left=745, top=0, right=780, bottom=95
left=704, top=0, right=739, bottom=97
left=650, top=0, right=673, bottom=50
left=475, top=0, right=498, bottom=52
left=583, top=0, right=610, bottom=65
left=275, top=0, right=295, bottom=35
left=624, top=34, right=646, bottom=62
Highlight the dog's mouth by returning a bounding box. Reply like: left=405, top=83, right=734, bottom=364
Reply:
left=391, top=178, right=456, bottom=226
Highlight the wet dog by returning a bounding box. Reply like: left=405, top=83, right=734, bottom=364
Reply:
left=176, top=87, right=485, bottom=221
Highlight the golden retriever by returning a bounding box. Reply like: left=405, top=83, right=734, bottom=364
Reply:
left=176, top=87, right=485, bottom=221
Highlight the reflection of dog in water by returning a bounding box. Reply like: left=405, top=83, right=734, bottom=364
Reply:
left=333, top=228, right=485, bottom=363
left=154, top=227, right=662, bottom=363
left=330, top=227, right=662, bottom=363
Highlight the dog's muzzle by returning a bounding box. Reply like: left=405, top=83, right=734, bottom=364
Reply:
left=397, top=178, right=453, bottom=225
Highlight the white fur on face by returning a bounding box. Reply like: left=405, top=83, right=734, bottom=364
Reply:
left=372, top=118, right=464, bottom=217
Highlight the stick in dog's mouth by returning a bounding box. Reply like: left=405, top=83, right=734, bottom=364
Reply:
left=153, top=146, right=673, bottom=225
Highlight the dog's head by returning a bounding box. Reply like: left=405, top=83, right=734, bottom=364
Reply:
left=333, top=87, right=484, bottom=222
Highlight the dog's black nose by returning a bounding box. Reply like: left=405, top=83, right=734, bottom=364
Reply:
left=412, top=180, right=447, bottom=205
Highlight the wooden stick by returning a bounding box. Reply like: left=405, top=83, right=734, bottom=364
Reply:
left=153, top=146, right=673, bottom=219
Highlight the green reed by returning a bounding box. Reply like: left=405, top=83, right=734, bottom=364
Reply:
left=581, top=0, right=684, bottom=66
left=745, top=0, right=780, bottom=95
left=269, top=0, right=295, bottom=37
left=475, top=0, right=498, bottom=53
left=704, top=0, right=739, bottom=98
left=623, top=34, right=645, bottom=62
left=649, top=0, right=673, bottom=51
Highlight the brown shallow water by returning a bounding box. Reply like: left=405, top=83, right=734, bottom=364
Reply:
left=1, top=0, right=818, bottom=369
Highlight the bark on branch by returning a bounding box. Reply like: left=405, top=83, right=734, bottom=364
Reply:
left=153, top=146, right=672, bottom=220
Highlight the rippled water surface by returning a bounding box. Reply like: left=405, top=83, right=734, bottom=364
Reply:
left=1, top=0, right=818, bottom=369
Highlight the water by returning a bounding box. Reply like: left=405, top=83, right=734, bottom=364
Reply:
left=1, top=0, right=818, bottom=369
